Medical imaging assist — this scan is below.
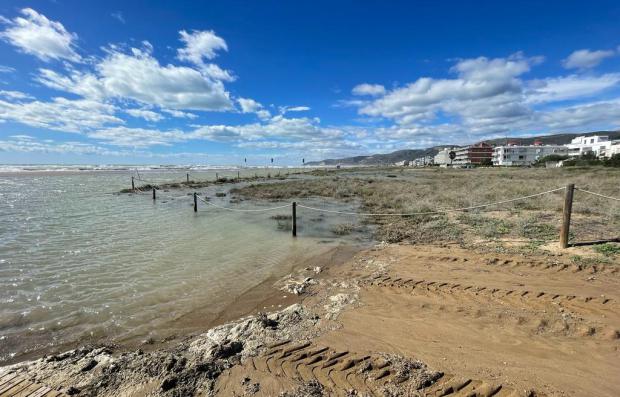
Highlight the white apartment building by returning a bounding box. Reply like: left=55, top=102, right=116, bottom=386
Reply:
left=608, top=141, right=620, bottom=158
left=566, top=135, right=611, bottom=158
left=492, top=144, right=568, bottom=166
left=433, top=148, right=454, bottom=166
left=413, top=155, right=434, bottom=167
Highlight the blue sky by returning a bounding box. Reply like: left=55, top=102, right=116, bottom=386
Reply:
left=1, top=0, right=619, bottom=165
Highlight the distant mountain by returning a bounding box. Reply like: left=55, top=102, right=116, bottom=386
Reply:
left=306, top=130, right=620, bottom=166
left=306, top=147, right=446, bottom=166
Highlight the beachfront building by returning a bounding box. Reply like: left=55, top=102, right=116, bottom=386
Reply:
left=434, top=148, right=455, bottom=166
left=608, top=141, right=620, bottom=158
left=452, top=142, right=493, bottom=167
left=566, top=135, right=611, bottom=158
left=413, top=155, right=434, bottom=167
left=492, top=144, right=568, bottom=166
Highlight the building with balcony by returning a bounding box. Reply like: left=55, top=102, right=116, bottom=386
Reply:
left=453, top=142, right=493, bottom=166
left=492, top=144, right=568, bottom=166
left=566, top=135, right=611, bottom=158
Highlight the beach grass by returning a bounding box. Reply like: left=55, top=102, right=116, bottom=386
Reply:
left=231, top=167, right=620, bottom=247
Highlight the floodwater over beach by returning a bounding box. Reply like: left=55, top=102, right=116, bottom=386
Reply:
left=0, top=167, right=371, bottom=364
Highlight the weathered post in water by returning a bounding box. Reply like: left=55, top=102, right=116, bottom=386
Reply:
left=152, top=188, right=156, bottom=200
left=560, top=184, right=575, bottom=249
left=194, top=192, right=198, bottom=212
left=216, top=172, right=219, bottom=181
left=186, top=173, right=189, bottom=183
left=131, top=177, right=135, bottom=191
left=292, top=201, right=297, bottom=237
left=237, top=171, right=240, bottom=179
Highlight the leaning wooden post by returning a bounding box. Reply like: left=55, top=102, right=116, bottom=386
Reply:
left=152, top=188, right=156, bottom=200
left=131, top=177, right=135, bottom=191
left=292, top=202, right=297, bottom=237
left=560, top=183, right=575, bottom=249
left=193, top=192, right=198, bottom=212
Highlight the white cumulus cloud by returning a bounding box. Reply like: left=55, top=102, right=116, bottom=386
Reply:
left=526, top=73, right=620, bottom=103
left=238, top=97, right=271, bottom=120
left=98, top=46, right=233, bottom=111
left=176, top=30, right=234, bottom=81
left=562, top=49, right=615, bottom=69
left=36, top=45, right=235, bottom=112
left=352, top=83, right=386, bottom=96
left=358, top=54, right=535, bottom=129
left=0, top=96, right=122, bottom=132
left=178, top=30, right=227, bottom=63
left=125, top=108, right=164, bottom=122
left=0, top=8, right=81, bottom=62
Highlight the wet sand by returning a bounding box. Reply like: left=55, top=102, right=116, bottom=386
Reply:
left=3, top=242, right=618, bottom=396
left=126, top=244, right=361, bottom=355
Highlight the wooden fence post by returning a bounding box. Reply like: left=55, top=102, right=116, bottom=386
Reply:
left=186, top=173, right=189, bottom=183
left=194, top=192, right=198, bottom=212
left=152, top=188, right=156, bottom=200
left=216, top=172, right=219, bottom=181
left=237, top=171, right=240, bottom=179
left=131, top=177, right=135, bottom=190
left=559, top=183, right=575, bottom=249
left=292, top=201, right=297, bottom=237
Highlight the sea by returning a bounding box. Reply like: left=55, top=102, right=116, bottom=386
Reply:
left=0, top=165, right=371, bottom=364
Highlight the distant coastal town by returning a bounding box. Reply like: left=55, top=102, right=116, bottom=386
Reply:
left=400, top=134, right=620, bottom=168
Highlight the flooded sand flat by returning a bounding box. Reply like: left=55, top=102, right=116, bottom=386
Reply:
left=0, top=170, right=371, bottom=364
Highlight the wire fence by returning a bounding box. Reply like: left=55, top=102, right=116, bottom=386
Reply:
left=131, top=167, right=313, bottom=187
left=132, top=184, right=619, bottom=216
left=196, top=195, right=291, bottom=212
left=127, top=177, right=620, bottom=247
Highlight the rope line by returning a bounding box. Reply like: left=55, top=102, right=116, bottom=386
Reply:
left=134, top=176, right=167, bottom=185
left=297, top=187, right=565, bottom=216
left=196, top=195, right=291, bottom=212
left=133, top=183, right=191, bottom=200
left=576, top=188, right=620, bottom=202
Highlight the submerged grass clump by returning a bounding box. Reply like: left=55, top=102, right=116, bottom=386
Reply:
left=271, top=214, right=292, bottom=221
left=331, top=223, right=355, bottom=235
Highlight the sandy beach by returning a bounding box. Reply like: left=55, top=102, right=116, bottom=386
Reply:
left=1, top=167, right=619, bottom=396
left=3, top=241, right=619, bottom=396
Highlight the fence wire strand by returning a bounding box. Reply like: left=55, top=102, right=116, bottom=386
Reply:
left=297, top=187, right=565, bottom=216
left=196, top=195, right=291, bottom=212
left=575, top=188, right=620, bottom=202
left=134, top=176, right=167, bottom=185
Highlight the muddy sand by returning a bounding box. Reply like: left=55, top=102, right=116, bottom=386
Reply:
left=1, top=243, right=618, bottom=396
